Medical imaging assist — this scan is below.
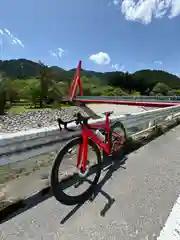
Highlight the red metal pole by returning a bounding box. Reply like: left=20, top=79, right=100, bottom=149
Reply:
left=69, top=60, right=83, bottom=100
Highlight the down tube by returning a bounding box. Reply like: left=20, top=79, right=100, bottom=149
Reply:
left=87, top=129, right=110, bottom=153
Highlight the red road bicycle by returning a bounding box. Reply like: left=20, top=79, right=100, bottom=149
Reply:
left=51, top=111, right=127, bottom=205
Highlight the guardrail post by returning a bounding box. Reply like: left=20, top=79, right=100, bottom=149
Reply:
left=148, top=121, right=153, bottom=128
left=168, top=111, right=173, bottom=121
left=171, top=110, right=175, bottom=120
left=148, top=120, right=156, bottom=128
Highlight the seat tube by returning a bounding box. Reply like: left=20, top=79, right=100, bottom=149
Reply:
left=82, top=133, right=88, bottom=173
left=105, top=112, right=109, bottom=127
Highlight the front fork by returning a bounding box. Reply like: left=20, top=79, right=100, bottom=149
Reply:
left=77, top=135, right=88, bottom=175
left=77, top=128, right=112, bottom=174
left=105, top=114, right=113, bottom=154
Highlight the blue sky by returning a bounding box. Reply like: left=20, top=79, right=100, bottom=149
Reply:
left=0, top=0, right=180, bottom=75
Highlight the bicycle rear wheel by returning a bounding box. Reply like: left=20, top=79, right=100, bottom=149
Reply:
left=111, top=121, right=127, bottom=153
left=51, top=137, right=101, bottom=205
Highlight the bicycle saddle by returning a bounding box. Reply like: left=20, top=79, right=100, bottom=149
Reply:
left=102, top=111, right=114, bottom=116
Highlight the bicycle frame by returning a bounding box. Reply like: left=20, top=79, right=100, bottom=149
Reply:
left=77, top=113, right=123, bottom=173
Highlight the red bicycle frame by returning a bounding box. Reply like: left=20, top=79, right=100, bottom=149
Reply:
left=77, top=112, right=123, bottom=173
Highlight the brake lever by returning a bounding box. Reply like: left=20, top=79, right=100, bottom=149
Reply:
left=57, top=118, right=78, bottom=132
left=57, top=118, right=64, bottom=131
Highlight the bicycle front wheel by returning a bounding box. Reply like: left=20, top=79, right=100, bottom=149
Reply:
left=51, top=137, right=101, bottom=205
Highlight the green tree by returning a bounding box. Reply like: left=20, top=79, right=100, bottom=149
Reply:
left=175, top=89, right=180, bottom=96
left=80, top=76, right=93, bottom=95
left=6, top=79, right=19, bottom=106
left=38, top=61, right=53, bottom=107
left=167, top=89, right=176, bottom=96
left=150, top=82, right=171, bottom=96
left=28, top=82, right=41, bottom=108
left=101, top=86, right=116, bottom=96
left=48, top=81, right=68, bottom=103
left=0, top=73, right=8, bottom=114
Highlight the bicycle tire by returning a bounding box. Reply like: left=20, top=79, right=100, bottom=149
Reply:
left=51, top=137, right=101, bottom=205
left=110, top=120, right=127, bottom=152
left=111, top=120, right=127, bottom=141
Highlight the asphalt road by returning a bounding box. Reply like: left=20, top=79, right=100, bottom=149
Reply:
left=1, top=126, right=180, bottom=239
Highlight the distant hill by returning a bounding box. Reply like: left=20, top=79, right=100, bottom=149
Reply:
left=133, top=69, right=180, bottom=89
left=0, top=58, right=180, bottom=91
left=0, top=59, right=40, bottom=78
left=0, top=59, right=105, bottom=81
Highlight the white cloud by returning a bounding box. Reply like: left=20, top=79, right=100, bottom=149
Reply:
left=14, top=38, right=24, bottom=48
left=112, top=0, right=120, bottom=6
left=0, top=29, right=4, bottom=46
left=112, top=63, right=125, bottom=71
left=57, top=48, right=65, bottom=57
left=49, top=50, right=58, bottom=59
left=154, top=60, right=163, bottom=65
left=49, top=47, right=65, bottom=59
left=112, top=63, right=119, bottom=70
left=169, top=0, right=180, bottom=18
left=0, top=29, right=4, bottom=36
left=89, top=52, right=111, bottom=65
left=0, top=28, right=25, bottom=48
left=111, top=0, right=180, bottom=24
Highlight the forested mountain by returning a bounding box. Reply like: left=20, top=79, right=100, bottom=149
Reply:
left=0, top=58, right=179, bottom=90
left=0, top=58, right=180, bottom=114
left=0, top=58, right=180, bottom=97
left=133, top=70, right=180, bottom=89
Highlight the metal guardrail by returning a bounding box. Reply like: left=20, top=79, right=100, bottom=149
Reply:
left=0, top=105, right=180, bottom=166
left=76, top=95, right=180, bottom=102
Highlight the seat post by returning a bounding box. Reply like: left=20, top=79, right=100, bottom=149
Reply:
left=105, top=112, right=111, bottom=130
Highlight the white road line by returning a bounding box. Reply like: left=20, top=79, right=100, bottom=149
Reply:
left=157, top=195, right=180, bottom=239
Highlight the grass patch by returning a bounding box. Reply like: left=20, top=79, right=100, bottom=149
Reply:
left=7, top=103, right=73, bottom=114
left=51, top=102, right=72, bottom=109
left=8, top=106, right=50, bottom=114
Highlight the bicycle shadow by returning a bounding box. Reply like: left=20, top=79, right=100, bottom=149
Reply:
left=60, top=152, right=128, bottom=224
left=1, top=137, right=140, bottom=224
left=0, top=135, right=158, bottom=224
left=0, top=151, right=127, bottom=224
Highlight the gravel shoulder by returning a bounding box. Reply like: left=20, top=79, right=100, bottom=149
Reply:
left=0, top=107, right=87, bottom=133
